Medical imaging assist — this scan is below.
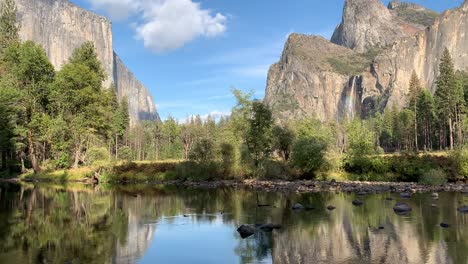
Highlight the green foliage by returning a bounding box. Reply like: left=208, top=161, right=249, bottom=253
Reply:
left=451, top=145, right=468, bottom=179
left=291, top=137, right=327, bottom=177
left=326, top=48, right=381, bottom=77
left=189, top=138, right=215, bottom=164
left=220, top=142, right=235, bottom=175
left=346, top=120, right=376, bottom=161
left=87, top=147, right=109, bottom=166
left=419, top=169, right=447, bottom=186
left=245, top=100, right=274, bottom=168
left=272, top=124, right=294, bottom=161
left=289, top=118, right=332, bottom=176
left=118, top=146, right=133, bottom=161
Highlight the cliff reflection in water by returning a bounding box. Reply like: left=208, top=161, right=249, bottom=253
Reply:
left=0, top=183, right=467, bottom=264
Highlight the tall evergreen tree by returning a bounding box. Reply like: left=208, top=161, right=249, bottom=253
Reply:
left=408, top=71, right=422, bottom=151
left=435, top=48, right=459, bottom=149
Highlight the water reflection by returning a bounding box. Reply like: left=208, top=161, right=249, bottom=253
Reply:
left=0, top=183, right=467, bottom=264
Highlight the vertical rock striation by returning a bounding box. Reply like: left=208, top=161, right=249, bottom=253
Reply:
left=265, top=0, right=468, bottom=122
left=15, top=0, right=160, bottom=124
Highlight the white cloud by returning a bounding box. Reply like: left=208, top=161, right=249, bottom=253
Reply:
left=88, top=0, right=227, bottom=53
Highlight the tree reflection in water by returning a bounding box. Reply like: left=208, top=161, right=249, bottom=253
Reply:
left=0, top=183, right=466, bottom=264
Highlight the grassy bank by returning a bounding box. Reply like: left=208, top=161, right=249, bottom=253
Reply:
left=8, top=150, right=467, bottom=186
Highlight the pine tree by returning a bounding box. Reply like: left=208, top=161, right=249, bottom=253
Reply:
left=408, top=71, right=422, bottom=151
left=435, top=48, right=458, bottom=149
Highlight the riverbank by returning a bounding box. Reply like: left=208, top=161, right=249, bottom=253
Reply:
left=2, top=176, right=467, bottom=194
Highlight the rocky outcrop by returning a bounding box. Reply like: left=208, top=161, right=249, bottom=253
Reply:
left=331, top=0, right=424, bottom=53
left=265, top=34, right=378, bottom=121
left=15, top=0, right=159, bottom=124
left=388, top=1, right=439, bottom=28
left=265, top=0, right=468, bottom=122
left=372, top=1, right=468, bottom=110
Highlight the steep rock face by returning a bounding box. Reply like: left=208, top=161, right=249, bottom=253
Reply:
left=15, top=0, right=159, bottom=124
left=374, top=1, right=468, bottom=110
left=266, top=0, right=468, bottom=122
left=331, top=0, right=424, bottom=53
left=113, top=53, right=159, bottom=122
left=264, top=34, right=379, bottom=121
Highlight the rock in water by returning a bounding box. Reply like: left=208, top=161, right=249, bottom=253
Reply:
left=378, top=225, right=385, bottom=230
left=440, top=223, right=450, bottom=228
left=259, top=224, right=282, bottom=232
left=237, top=225, right=255, bottom=239
left=457, top=206, right=468, bottom=213
left=386, top=197, right=394, bottom=201
left=393, top=202, right=412, bottom=214
left=352, top=200, right=364, bottom=206
left=292, top=203, right=304, bottom=210
left=431, top=193, right=439, bottom=199
left=327, top=205, right=336, bottom=211
left=400, top=193, right=412, bottom=198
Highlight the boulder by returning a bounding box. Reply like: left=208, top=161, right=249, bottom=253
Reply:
left=393, top=202, right=412, bottom=214
left=400, top=192, right=411, bottom=198
left=440, top=223, right=450, bottom=228
left=457, top=206, right=468, bottom=213
left=292, top=203, right=304, bottom=210
left=259, top=224, right=282, bottom=232
left=237, top=225, right=255, bottom=239
left=352, top=200, right=364, bottom=206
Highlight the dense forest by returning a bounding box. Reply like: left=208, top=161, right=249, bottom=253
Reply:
left=0, top=0, right=467, bottom=184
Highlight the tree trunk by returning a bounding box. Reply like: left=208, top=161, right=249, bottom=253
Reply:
left=449, top=117, right=454, bottom=150
left=115, top=134, right=118, bottom=160
left=27, top=130, right=40, bottom=173
left=73, top=140, right=82, bottom=169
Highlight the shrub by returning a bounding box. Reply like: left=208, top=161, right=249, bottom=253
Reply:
left=87, top=147, right=109, bottom=165
left=190, top=138, right=215, bottom=163
left=419, top=169, right=447, bottom=186
left=451, top=145, right=468, bottom=179
left=291, top=137, right=327, bottom=177
left=174, top=161, right=222, bottom=181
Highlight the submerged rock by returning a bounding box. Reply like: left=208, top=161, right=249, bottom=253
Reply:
left=259, top=224, right=282, bottom=232
left=431, top=193, right=439, bottom=199
left=400, top=193, right=412, bottom=198
left=386, top=197, right=394, bottom=201
left=237, top=225, right=255, bottom=239
left=327, top=205, right=336, bottom=211
left=393, top=202, right=412, bottom=214
left=378, top=225, right=385, bottom=230
left=352, top=200, right=364, bottom=206
left=305, top=206, right=316, bottom=211
left=440, top=223, right=450, bottom=228
left=292, top=203, right=304, bottom=210
left=457, top=206, right=468, bottom=213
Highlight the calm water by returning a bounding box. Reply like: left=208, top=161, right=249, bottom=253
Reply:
left=0, top=183, right=467, bottom=264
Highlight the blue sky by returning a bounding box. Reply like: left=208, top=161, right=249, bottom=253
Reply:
left=70, top=0, right=464, bottom=121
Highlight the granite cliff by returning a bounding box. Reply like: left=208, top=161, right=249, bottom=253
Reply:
left=265, top=0, right=468, bottom=122
left=15, top=0, right=160, bottom=124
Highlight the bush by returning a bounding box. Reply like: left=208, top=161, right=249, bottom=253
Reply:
left=291, top=137, right=327, bottom=177
left=190, top=138, right=215, bottom=163
left=451, top=145, right=468, bottom=179
left=419, top=169, right=447, bottom=186
left=87, top=147, right=109, bottom=165
left=174, top=161, right=222, bottom=181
